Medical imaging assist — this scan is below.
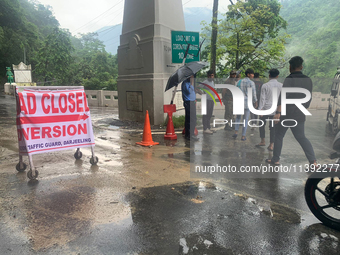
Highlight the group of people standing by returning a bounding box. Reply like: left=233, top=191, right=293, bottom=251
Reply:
left=181, top=56, right=317, bottom=166
left=223, top=68, right=282, bottom=150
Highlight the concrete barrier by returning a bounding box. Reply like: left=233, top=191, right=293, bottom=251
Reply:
left=84, top=90, right=329, bottom=110
left=4, top=83, right=15, bottom=94
left=309, top=92, right=330, bottom=110
left=85, top=90, right=118, bottom=108
left=5, top=87, right=329, bottom=111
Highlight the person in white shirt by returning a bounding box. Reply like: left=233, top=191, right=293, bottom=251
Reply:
left=256, top=69, right=283, bottom=151
left=233, top=68, right=257, bottom=141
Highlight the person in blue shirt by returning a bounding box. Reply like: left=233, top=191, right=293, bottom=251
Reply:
left=182, top=75, right=200, bottom=141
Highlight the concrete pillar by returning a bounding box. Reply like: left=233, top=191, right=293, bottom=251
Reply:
left=97, top=90, right=104, bottom=107
left=117, top=0, right=185, bottom=125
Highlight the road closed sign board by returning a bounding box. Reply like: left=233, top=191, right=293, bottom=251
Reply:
left=171, top=31, right=200, bottom=63
left=15, top=86, right=95, bottom=155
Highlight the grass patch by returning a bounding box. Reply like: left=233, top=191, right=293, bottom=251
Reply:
left=164, top=115, right=185, bottom=128
left=164, top=115, right=202, bottom=128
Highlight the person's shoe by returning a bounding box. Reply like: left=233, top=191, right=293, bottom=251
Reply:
left=232, top=133, right=238, bottom=138
left=307, top=160, right=318, bottom=170
left=203, top=129, right=213, bottom=134
left=190, top=136, right=199, bottom=141
left=210, top=129, right=216, bottom=133
left=265, top=159, right=280, bottom=166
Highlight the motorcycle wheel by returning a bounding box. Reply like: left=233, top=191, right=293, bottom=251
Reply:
left=305, top=171, right=340, bottom=230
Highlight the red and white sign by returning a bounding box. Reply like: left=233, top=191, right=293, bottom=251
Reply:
left=15, top=86, right=95, bottom=155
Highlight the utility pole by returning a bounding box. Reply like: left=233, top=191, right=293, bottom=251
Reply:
left=229, top=0, right=240, bottom=70
left=23, top=45, right=26, bottom=64
left=210, top=0, right=219, bottom=74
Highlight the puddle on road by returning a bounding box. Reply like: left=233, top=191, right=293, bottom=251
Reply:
left=179, top=234, right=231, bottom=255
left=19, top=183, right=132, bottom=251
left=234, top=192, right=301, bottom=224
left=25, top=186, right=95, bottom=250
left=125, top=181, right=308, bottom=254
left=93, top=187, right=131, bottom=225
left=298, top=224, right=340, bottom=254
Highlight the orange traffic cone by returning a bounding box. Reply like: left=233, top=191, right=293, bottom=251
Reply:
left=163, top=104, right=177, bottom=140
left=136, top=110, right=159, bottom=147
left=164, top=112, right=177, bottom=140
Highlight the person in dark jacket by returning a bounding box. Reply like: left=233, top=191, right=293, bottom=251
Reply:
left=251, top=72, right=264, bottom=128
left=266, top=56, right=316, bottom=166
left=222, top=70, right=237, bottom=130
left=254, top=73, right=263, bottom=104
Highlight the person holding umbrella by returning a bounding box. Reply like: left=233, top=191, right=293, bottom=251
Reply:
left=165, top=61, right=209, bottom=141
left=182, top=74, right=201, bottom=141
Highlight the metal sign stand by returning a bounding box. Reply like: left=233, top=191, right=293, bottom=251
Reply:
left=15, top=86, right=98, bottom=180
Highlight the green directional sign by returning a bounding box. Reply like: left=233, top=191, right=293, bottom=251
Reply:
left=171, top=31, right=200, bottom=64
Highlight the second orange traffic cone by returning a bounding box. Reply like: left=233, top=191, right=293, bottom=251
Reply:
left=182, top=127, right=198, bottom=136
left=163, top=104, right=177, bottom=140
left=136, top=110, right=159, bottom=147
left=164, top=112, right=177, bottom=140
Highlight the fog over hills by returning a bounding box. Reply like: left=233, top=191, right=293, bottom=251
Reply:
left=96, top=7, right=213, bottom=55
left=96, top=1, right=340, bottom=93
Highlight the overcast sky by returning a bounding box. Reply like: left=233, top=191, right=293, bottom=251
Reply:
left=36, top=0, right=230, bottom=35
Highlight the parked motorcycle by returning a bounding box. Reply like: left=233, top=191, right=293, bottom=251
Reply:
left=305, top=131, right=340, bottom=230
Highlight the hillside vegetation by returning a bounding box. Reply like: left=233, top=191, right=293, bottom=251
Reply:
left=279, top=0, right=340, bottom=92
left=0, top=0, right=117, bottom=90
left=1, top=0, right=339, bottom=93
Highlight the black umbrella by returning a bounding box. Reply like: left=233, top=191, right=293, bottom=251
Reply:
left=165, top=61, right=209, bottom=92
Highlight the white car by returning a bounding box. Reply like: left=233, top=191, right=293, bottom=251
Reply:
left=327, top=66, right=340, bottom=134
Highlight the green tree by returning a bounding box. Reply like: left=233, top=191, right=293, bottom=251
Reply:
left=0, top=0, right=34, bottom=73
left=280, top=0, right=340, bottom=93
left=19, top=0, right=59, bottom=37
left=35, top=27, right=74, bottom=85
left=0, top=0, right=60, bottom=82
left=0, top=0, right=118, bottom=90
left=202, top=0, right=289, bottom=77
left=71, top=33, right=118, bottom=90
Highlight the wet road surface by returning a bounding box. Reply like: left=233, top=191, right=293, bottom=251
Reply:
left=0, top=94, right=340, bottom=254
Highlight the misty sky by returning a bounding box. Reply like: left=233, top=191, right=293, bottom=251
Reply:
left=36, top=0, right=230, bottom=35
